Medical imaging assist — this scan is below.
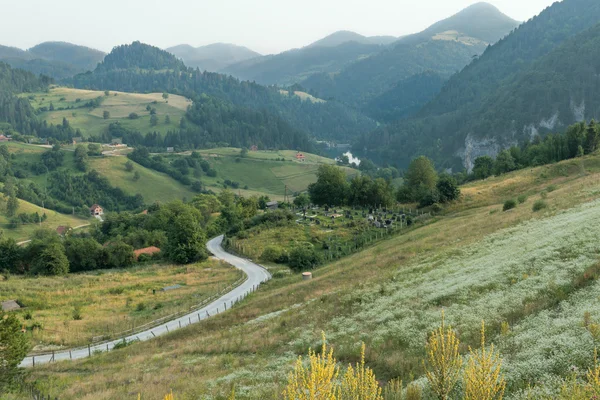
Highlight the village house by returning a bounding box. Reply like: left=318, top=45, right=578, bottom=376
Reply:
left=90, top=204, right=104, bottom=216
left=250, top=145, right=258, bottom=151
left=56, top=226, right=72, bottom=236
left=0, top=134, right=10, bottom=142
left=295, top=152, right=306, bottom=162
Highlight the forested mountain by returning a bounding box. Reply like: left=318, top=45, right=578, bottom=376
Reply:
left=306, top=31, right=397, bottom=47
left=363, top=71, right=446, bottom=123
left=358, top=0, right=600, bottom=171
left=71, top=42, right=376, bottom=141
left=166, top=43, right=260, bottom=72
left=397, top=2, right=518, bottom=45
left=96, top=41, right=185, bottom=71
left=302, top=2, right=519, bottom=109
left=222, top=41, right=383, bottom=86
left=0, top=42, right=105, bottom=79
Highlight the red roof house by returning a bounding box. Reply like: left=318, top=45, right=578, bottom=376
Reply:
left=134, top=246, right=161, bottom=260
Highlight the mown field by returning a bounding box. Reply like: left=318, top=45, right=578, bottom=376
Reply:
left=195, top=148, right=357, bottom=198
left=20, top=154, right=600, bottom=399
left=23, top=87, right=190, bottom=138
left=0, top=197, right=88, bottom=242
left=1, top=259, right=242, bottom=349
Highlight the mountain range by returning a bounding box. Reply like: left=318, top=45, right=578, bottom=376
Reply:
left=358, top=0, right=600, bottom=170
left=165, top=43, right=261, bottom=72
left=0, top=42, right=105, bottom=79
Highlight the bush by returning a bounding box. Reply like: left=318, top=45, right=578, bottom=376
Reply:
left=135, top=302, right=146, bottom=311
left=532, top=200, right=548, bottom=212
left=546, top=184, right=558, bottom=192
left=517, top=194, right=528, bottom=204
left=137, top=253, right=151, bottom=263
left=503, top=199, right=517, bottom=211
left=540, top=191, right=548, bottom=199
left=72, top=304, right=83, bottom=320
left=261, top=245, right=289, bottom=263
left=288, top=246, right=322, bottom=271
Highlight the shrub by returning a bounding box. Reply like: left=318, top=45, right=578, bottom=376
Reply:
left=540, top=190, right=548, bottom=199
left=137, top=253, right=151, bottom=263
left=503, top=199, right=517, bottom=211
left=288, top=246, right=322, bottom=271
left=135, top=302, right=146, bottom=312
left=72, top=304, right=83, bottom=320
left=532, top=200, right=548, bottom=212
left=517, top=194, right=528, bottom=204
left=261, top=245, right=286, bottom=263
left=546, top=184, right=558, bottom=192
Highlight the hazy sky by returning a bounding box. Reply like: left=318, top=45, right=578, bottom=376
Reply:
left=2, top=0, right=557, bottom=54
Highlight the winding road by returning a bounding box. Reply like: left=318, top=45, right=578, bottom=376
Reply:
left=19, top=235, right=271, bottom=367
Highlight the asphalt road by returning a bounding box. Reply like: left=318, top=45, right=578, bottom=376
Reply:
left=19, top=235, right=271, bottom=367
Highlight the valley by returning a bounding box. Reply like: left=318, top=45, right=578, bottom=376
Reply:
left=2, top=0, right=600, bottom=398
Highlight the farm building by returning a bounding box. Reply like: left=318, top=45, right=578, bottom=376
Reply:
left=266, top=201, right=279, bottom=210
left=90, top=204, right=104, bottom=216
left=56, top=226, right=72, bottom=236
left=0, top=134, right=10, bottom=142
left=295, top=152, right=306, bottom=162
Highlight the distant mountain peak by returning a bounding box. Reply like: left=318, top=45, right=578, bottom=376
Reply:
left=166, top=42, right=261, bottom=72
left=307, top=31, right=397, bottom=48
left=398, top=2, right=519, bottom=45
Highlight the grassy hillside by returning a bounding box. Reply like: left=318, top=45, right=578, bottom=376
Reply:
left=1, top=259, right=242, bottom=349
left=0, top=197, right=88, bottom=242
left=195, top=148, right=357, bottom=198
left=25, top=87, right=190, bottom=138
left=22, top=153, right=600, bottom=399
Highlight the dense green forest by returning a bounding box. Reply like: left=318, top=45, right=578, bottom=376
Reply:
left=96, top=41, right=185, bottom=71
left=358, top=0, right=600, bottom=170
left=0, top=42, right=105, bottom=79
left=303, top=39, right=484, bottom=108
left=363, top=71, right=446, bottom=123
left=71, top=42, right=376, bottom=141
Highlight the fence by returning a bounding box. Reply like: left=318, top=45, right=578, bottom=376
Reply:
left=27, top=273, right=248, bottom=359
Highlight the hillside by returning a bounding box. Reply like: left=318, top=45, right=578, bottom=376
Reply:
left=96, top=41, right=186, bottom=71
left=167, top=43, right=261, bottom=72
left=306, top=31, right=397, bottom=47
left=360, top=0, right=600, bottom=170
left=28, top=87, right=190, bottom=138
left=20, top=148, right=600, bottom=399
left=222, top=41, right=383, bottom=86
left=302, top=3, right=518, bottom=109
left=71, top=42, right=376, bottom=142
left=0, top=42, right=105, bottom=79
left=398, top=2, right=519, bottom=45
left=0, top=196, right=88, bottom=242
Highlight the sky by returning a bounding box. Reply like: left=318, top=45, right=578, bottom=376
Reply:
left=1, top=0, right=557, bottom=55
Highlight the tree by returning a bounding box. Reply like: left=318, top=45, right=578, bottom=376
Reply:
left=88, top=143, right=102, bottom=156
left=288, top=246, right=322, bottom=271
left=64, top=237, right=105, bottom=272
left=308, top=165, right=349, bottom=206
left=103, top=110, right=110, bottom=119
left=162, top=92, right=169, bottom=101
left=164, top=114, right=171, bottom=124
left=133, top=171, right=141, bottom=181
left=400, top=156, right=438, bottom=204
left=240, top=147, right=249, bottom=158
left=163, top=202, right=207, bottom=264
left=105, top=241, right=134, bottom=269
left=191, top=180, right=203, bottom=192
left=6, top=195, right=19, bottom=217
left=32, top=242, right=69, bottom=275
left=104, top=90, right=110, bottom=96
left=472, top=156, right=495, bottom=180
left=74, top=144, right=88, bottom=172
left=0, top=312, right=30, bottom=390
left=293, top=193, right=311, bottom=209
left=585, top=120, right=599, bottom=154
left=150, top=114, right=159, bottom=126
left=494, top=150, right=516, bottom=175
left=0, top=237, right=22, bottom=273
left=129, top=112, right=139, bottom=120
left=125, top=160, right=134, bottom=172
left=436, top=174, right=460, bottom=203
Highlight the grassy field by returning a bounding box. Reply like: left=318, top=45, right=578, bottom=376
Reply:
left=21, top=155, right=600, bottom=399
left=195, top=148, right=357, bottom=198
left=0, top=197, right=89, bottom=242
left=1, top=259, right=242, bottom=349
left=24, top=87, right=190, bottom=138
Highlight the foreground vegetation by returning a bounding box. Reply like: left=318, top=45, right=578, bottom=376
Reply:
left=1, top=260, right=241, bottom=348
left=10, top=150, right=600, bottom=399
